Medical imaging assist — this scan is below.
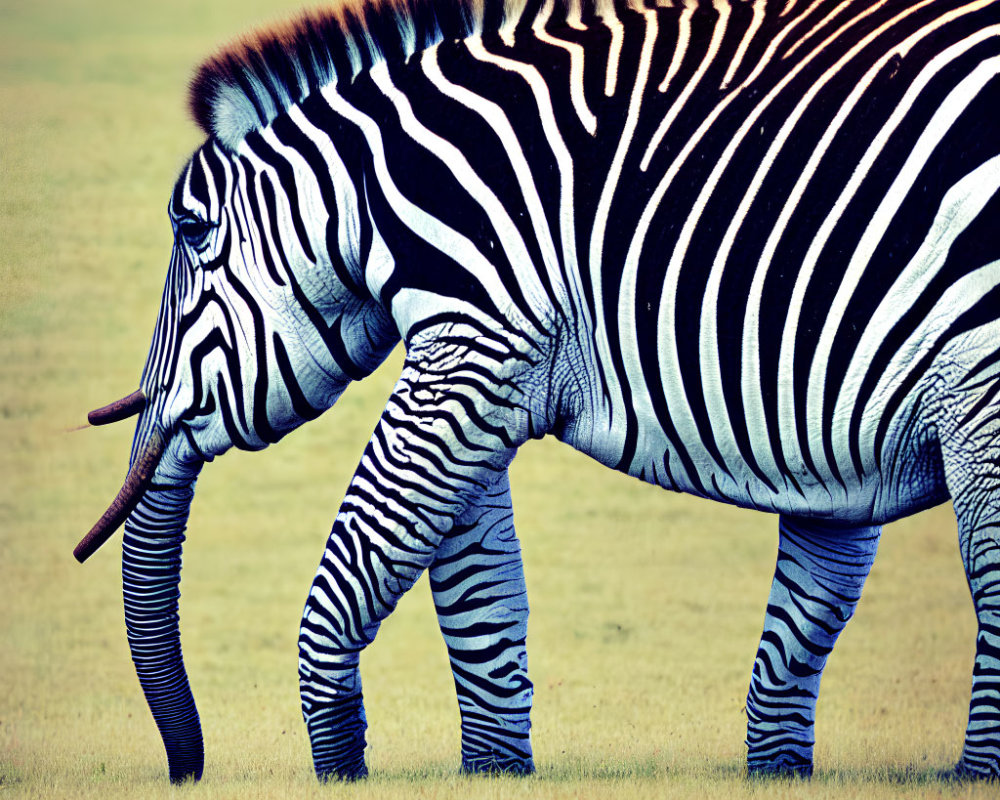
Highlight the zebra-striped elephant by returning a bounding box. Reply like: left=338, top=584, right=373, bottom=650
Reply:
left=77, top=0, right=1000, bottom=783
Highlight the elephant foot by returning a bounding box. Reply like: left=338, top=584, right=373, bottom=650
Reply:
left=461, top=753, right=535, bottom=776
left=316, top=762, right=368, bottom=782
left=747, top=753, right=813, bottom=779
left=305, top=694, right=368, bottom=782
left=945, top=760, right=1000, bottom=782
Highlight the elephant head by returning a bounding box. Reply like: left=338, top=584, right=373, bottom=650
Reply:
left=76, top=137, right=396, bottom=781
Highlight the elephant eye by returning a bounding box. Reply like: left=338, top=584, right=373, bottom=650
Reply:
left=177, top=217, right=214, bottom=248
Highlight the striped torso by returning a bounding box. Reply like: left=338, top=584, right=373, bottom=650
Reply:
left=281, top=0, right=998, bottom=522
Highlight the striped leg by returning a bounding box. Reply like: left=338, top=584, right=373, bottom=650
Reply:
left=297, top=485, right=436, bottom=781
left=297, top=340, right=525, bottom=780
left=430, top=469, right=533, bottom=775
left=942, top=396, right=1000, bottom=778
left=746, top=517, right=880, bottom=777
left=953, top=510, right=1000, bottom=778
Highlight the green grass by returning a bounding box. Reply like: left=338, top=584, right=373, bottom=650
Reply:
left=0, top=2, right=995, bottom=797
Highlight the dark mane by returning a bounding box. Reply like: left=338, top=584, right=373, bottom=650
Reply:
left=189, top=0, right=618, bottom=149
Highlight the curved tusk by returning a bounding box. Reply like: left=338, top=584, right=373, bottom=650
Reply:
left=88, top=390, right=147, bottom=426
left=74, top=430, right=165, bottom=563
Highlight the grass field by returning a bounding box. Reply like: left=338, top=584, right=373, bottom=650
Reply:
left=1, top=2, right=996, bottom=797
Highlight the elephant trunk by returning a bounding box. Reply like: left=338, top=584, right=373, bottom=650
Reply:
left=122, top=477, right=203, bottom=783
left=76, top=390, right=205, bottom=783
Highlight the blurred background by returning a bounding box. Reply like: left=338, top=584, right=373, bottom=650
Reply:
left=0, top=1, right=984, bottom=797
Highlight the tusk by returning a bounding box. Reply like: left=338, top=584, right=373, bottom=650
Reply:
left=88, top=390, right=147, bottom=426
left=74, top=430, right=165, bottom=563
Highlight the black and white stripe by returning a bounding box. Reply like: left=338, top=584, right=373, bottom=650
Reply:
left=114, top=0, right=1000, bottom=781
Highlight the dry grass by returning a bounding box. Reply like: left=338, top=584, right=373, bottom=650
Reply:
left=1, top=2, right=996, bottom=798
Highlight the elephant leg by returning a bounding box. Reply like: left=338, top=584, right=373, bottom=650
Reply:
left=941, top=394, right=1000, bottom=778
left=430, top=468, right=533, bottom=775
left=297, top=332, right=534, bottom=780
left=297, top=497, right=437, bottom=781
left=745, top=516, right=880, bottom=777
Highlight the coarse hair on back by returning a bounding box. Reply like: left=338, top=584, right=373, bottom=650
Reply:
left=189, top=0, right=626, bottom=150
